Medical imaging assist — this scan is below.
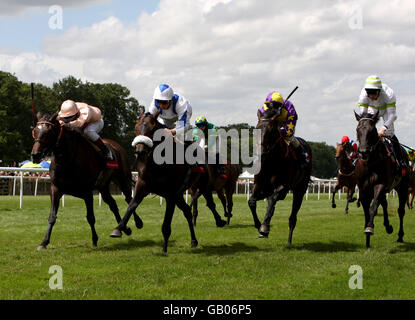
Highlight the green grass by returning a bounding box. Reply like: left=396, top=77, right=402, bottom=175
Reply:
left=1, top=193, right=415, bottom=300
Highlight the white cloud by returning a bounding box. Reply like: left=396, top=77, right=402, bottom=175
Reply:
left=1, top=0, right=415, bottom=148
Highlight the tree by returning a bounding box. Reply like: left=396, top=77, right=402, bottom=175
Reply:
left=308, top=141, right=337, bottom=178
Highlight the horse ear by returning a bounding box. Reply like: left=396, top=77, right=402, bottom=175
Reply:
left=257, top=110, right=262, bottom=121
left=36, top=112, right=43, bottom=121
left=354, top=111, right=361, bottom=122
left=50, top=111, right=59, bottom=122
left=153, top=109, right=160, bottom=119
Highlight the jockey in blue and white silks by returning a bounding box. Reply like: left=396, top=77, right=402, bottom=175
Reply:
left=149, top=84, right=192, bottom=137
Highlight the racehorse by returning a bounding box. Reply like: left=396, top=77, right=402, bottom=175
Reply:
left=189, top=162, right=240, bottom=226
left=407, top=170, right=415, bottom=209
left=31, top=112, right=142, bottom=250
left=110, top=111, right=204, bottom=253
left=354, top=111, right=409, bottom=248
left=248, top=110, right=312, bottom=244
left=331, top=142, right=358, bottom=214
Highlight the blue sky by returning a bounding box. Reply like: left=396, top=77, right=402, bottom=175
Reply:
left=1, top=0, right=414, bottom=148
left=0, top=0, right=159, bottom=52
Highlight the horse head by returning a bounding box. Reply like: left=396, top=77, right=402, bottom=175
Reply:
left=355, top=111, right=380, bottom=161
left=132, top=111, right=162, bottom=160
left=31, top=112, right=60, bottom=163
left=256, top=109, right=282, bottom=157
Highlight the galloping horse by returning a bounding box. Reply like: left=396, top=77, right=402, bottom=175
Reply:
left=31, top=112, right=142, bottom=250
left=331, top=142, right=358, bottom=214
left=248, top=110, right=312, bottom=244
left=189, top=162, right=240, bottom=226
left=354, top=111, right=409, bottom=248
left=110, top=112, right=204, bottom=253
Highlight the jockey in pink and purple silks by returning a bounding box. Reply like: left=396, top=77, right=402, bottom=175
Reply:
left=259, top=91, right=309, bottom=168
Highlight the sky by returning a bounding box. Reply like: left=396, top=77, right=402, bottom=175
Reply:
left=1, top=0, right=414, bottom=148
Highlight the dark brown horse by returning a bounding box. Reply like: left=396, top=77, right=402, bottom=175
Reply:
left=31, top=112, right=142, bottom=250
left=189, top=162, right=240, bottom=226
left=248, top=110, right=312, bottom=244
left=110, top=112, right=203, bottom=253
left=331, top=142, right=358, bottom=214
left=354, top=111, right=409, bottom=248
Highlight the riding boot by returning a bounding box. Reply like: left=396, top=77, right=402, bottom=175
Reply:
left=390, top=135, right=407, bottom=169
left=94, top=138, right=113, bottom=161
left=291, top=138, right=309, bottom=169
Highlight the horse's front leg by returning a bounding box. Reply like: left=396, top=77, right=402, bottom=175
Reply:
left=364, top=185, right=385, bottom=239
left=331, top=183, right=340, bottom=209
left=84, top=192, right=98, bottom=247
left=189, top=188, right=201, bottom=227
left=38, top=185, right=62, bottom=250
left=111, top=179, right=148, bottom=238
left=259, top=185, right=288, bottom=238
left=162, top=197, right=176, bottom=253
left=248, top=183, right=263, bottom=230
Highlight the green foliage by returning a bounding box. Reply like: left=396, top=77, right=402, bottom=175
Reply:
left=308, top=141, right=337, bottom=178
left=0, top=72, right=143, bottom=165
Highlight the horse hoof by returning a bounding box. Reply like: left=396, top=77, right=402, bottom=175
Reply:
left=364, top=227, right=374, bottom=235
left=258, top=232, right=269, bottom=238
left=124, top=227, right=132, bottom=236
left=397, top=238, right=404, bottom=243
left=216, top=219, right=226, bottom=228
left=332, top=204, right=336, bottom=209
left=110, top=229, right=122, bottom=238
left=191, top=240, right=198, bottom=248
left=37, top=245, right=47, bottom=251
left=344, top=210, right=348, bottom=215
left=135, top=219, right=143, bottom=230
left=386, top=225, right=393, bottom=234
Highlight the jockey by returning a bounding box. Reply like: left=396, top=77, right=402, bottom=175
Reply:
left=341, top=136, right=358, bottom=161
left=192, top=116, right=227, bottom=178
left=148, top=84, right=192, bottom=138
left=357, top=75, right=407, bottom=169
left=58, top=100, right=112, bottom=161
left=259, top=91, right=309, bottom=169
left=408, top=148, right=415, bottom=170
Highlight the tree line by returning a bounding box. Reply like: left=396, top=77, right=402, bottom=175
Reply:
left=0, top=71, right=337, bottom=178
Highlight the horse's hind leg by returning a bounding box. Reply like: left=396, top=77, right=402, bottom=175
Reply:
left=38, top=185, right=62, bottom=250
left=190, top=189, right=201, bottom=227
left=331, top=184, right=340, bottom=209
left=288, top=189, right=305, bottom=245
left=380, top=196, right=393, bottom=234
left=99, top=187, right=132, bottom=236
left=396, top=184, right=408, bottom=243
left=225, top=186, right=235, bottom=225
left=176, top=195, right=198, bottom=249
left=84, top=193, right=98, bottom=247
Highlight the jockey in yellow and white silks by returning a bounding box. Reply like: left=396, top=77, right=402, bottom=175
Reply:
left=357, top=75, right=407, bottom=168
left=148, top=84, right=192, bottom=137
